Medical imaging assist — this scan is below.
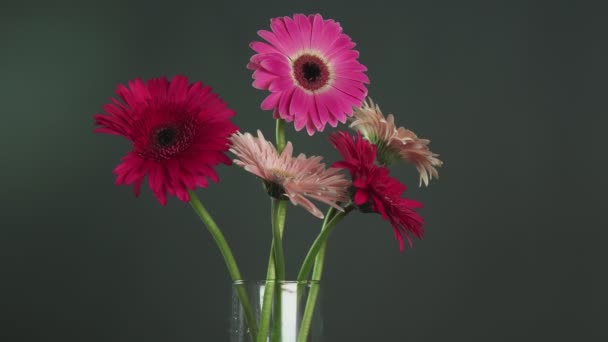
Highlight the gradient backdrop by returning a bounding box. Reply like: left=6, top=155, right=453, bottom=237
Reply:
left=1, top=0, right=606, bottom=341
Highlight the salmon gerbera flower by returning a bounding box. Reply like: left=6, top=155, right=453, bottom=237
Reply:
left=350, top=98, right=443, bottom=186
left=94, top=75, right=238, bottom=205
left=330, top=131, right=424, bottom=251
left=230, top=131, right=350, bottom=218
left=248, top=13, right=369, bottom=135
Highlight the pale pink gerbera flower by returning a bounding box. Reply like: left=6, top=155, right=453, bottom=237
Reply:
left=230, top=131, right=350, bottom=218
left=350, top=98, right=443, bottom=186
left=248, top=14, right=369, bottom=135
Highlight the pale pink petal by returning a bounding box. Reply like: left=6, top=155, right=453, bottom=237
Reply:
left=349, top=98, right=443, bottom=186
left=230, top=131, right=350, bottom=218
left=286, top=192, right=324, bottom=218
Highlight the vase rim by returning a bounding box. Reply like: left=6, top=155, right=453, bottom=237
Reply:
left=232, top=280, right=320, bottom=285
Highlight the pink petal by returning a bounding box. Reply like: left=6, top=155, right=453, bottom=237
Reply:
left=250, top=41, right=281, bottom=54
left=133, top=177, right=144, bottom=197
left=169, top=75, right=189, bottom=102
left=318, top=90, right=345, bottom=123
left=175, top=188, right=190, bottom=202
left=353, top=178, right=368, bottom=188
left=270, top=18, right=298, bottom=56
left=146, top=77, right=169, bottom=100
left=332, top=161, right=355, bottom=170
left=309, top=96, right=323, bottom=131
left=278, top=86, right=296, bottom=118
left=252, top=69, right=277, bottom=90
left=394, top=230, right=406, bottom=252
left=261, top=92, right=281, bottom=110
left=260, top=58, right=291, bottom=76
left=289, top=87, right=308, bottom=117
left=289, top=87, right=309, bottom=131
left=372, top=196, right=388, bottom=219
left=335, top=71, right=370, bottom=83
left=332, top=79, right=367, bottom=101
left=310, top=14, right=325, bottom=49
left=317, top=19, right=342, bottom=53
left=314, top=94, right=330, bottom=126
left=354, top=190, right=369, bottom=205
left=269, top=77, right=295, bottom=93
left=295, top=14, right=312, bottom=48
left=283, top=16, right=306, bottom=50
left=325, top=37, right=356, bottom=60
left=257, top=30, right=288, bottom=55
left=333, top=61, right=368, bottom=73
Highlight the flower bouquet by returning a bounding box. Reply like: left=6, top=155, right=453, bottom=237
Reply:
left=94, top=13, right=441, bottom=342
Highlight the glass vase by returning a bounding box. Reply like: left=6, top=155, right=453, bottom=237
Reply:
left=230, top=280, right=323, bottom=342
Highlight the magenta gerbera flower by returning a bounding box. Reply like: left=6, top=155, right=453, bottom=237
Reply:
left=230, top=131, right=350, bottom=218
left=94, top=75, right=238, bottom=205
left=330, top=131, right=424, bottom=251
left=248, top=14, right=369, bottom=135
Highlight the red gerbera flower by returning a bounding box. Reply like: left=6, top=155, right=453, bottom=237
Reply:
left=330, top=131, right=424, bottom=251
left=94, top=75, right=238, bottom=205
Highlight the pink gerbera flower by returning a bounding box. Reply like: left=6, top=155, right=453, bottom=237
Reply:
left=248, top=14, right=369, bottom=135
left=94, top=75, right=238, bottom=205
left=230, top=131, right=350, bottom=218
left=330, top=131, right=424, bottom=251
left=350, top=98, right=443, bottom=186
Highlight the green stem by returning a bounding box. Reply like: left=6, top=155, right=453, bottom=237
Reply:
left=296, top=209, right=347, bottom=282
left=275, top=119, right=286, bottom=153
left=294, top=207, right=336, bottom=308
left=188, top=190, right=257, bottom=341
left=271, top=199, right=287, bottom=341
left=272, top=200, right=287, bottom=281
left=257, top=248, right=275, bottom=342
left=297, top=206, right=350, bottom=342
left=257, top=117, right=288, bottom=342
left=296, top=258, right=323, bottom=342
left=258, top=199, right=287, bottom=342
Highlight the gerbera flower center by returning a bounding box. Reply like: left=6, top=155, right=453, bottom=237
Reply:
left=156, top=127, right=177, bottom=147
left=139, top=120, right=198, bottom=161
left=292, top=54, right=330, bottom=91
left=263, top=169, right=294, bottom=200
left=264, top=181, right=287, bottom=200
left=270, top=168, right=293, bottom=179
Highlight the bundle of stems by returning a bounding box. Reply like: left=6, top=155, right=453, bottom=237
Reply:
left=189, top=119, right=349, bottom=342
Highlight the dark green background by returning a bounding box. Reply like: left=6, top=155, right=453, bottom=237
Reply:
left=1, top=0, right=606, bottom=341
